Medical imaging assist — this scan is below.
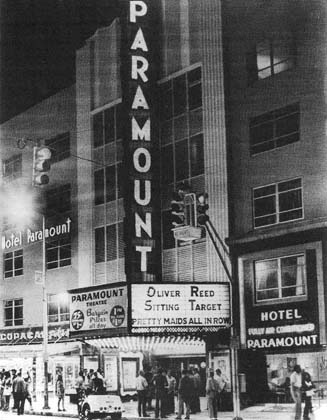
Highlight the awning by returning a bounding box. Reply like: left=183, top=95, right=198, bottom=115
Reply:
left=86, top=335, right=205, bottom=356
left=0, top=341, right=81, bottom=358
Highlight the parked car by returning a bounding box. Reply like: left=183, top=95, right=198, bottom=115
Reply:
left=80, top=393, right=124, bottom=420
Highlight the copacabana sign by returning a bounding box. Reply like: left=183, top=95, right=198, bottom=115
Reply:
left=130, top=283, right=231, bottom=333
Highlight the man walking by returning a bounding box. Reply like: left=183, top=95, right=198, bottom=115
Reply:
left=15, top=372, right=27, bottom=416
left=153, top=368, right=168, bottom=419
left=136, top=370, right=148, bottom=418
left=290, top=364, right=302, bottom=420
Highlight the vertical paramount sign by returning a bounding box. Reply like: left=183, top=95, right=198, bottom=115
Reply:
left=121, top=0, right=161, bottom=282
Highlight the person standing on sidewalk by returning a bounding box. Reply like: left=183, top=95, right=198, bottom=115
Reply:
left=290, top=364, right=302, bottom=420
left=153, top=368, right=168, bottom=418
left=15, top=371, right=27, bottom=416
left=176, top=370, right=193, bottom=420
left=56, top=374, right=66, bottom=412
left=206, top=369, right=218, bottom=420
left=302, top=371, right=315, bottom=420
left=166, top=370, right=176, bottom=415
left=136, top=370, right=149, bottom=418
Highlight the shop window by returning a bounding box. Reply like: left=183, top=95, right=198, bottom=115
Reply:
left=253, top=178, right=303, bottom=228
left=45, top=132, right=70, bottom=163
left=2, top=154, right=22, bottom=181
left=247, top=37, right=295, bottom=84
left=250, top=103, right=300, bottom=155
left=4, top=249, right=23, bottom=278
left=46, top=184, right=71, bottom=216
left=4, top=298, right=23, bottom=326
left=93, top=103, right=122, bottom=148
left=95, top=222, right=124, bottom=263
left=48, top=294, right=69, bottom=323
left=254, top=254, right=306, bottom=302
left=46, top=237, right=71, bottom=269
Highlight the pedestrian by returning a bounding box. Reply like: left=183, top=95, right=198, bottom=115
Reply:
left=86, top=369, right=95, bottom=394
left=206, top=369, right=218, bottom=420
left=136, top=370, right=148, bottom=417
left=153, top=368, right=168, bottom=418
left=23, top=373, right=33, bottom=411
left=76, top=370, right=86, bottom=415
left=166, top=370, right=176, bottom=415
left=144, top=367, right=154, bottom=411
left=302, top=371, right=315, bottom=420
left=176, top=369, right=193, bottom=420
left=56, top=374, right=66, bottom=412
left=0, top=369, right=5, bottom=410
left=215, top=369, right=227, bottom=411
left=3, top=371, right=12, bottom=411
left=192, top=368, right=201, bottom=413
left=15, top=371, right=27, bottom=416
left=290, top=364, right=302, bottom=420
left=93, top=371, right=106, bottom=394
left=12, top=369, right=18, bottom=411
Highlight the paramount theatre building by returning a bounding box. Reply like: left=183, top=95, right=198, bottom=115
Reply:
left=1, top=0, right=327, bottom=406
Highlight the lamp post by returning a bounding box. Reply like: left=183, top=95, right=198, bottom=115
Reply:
left=42, top=214, right=50, bottom=409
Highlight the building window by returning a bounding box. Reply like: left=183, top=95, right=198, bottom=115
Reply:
left=253, top=178, right=303, bottom=228
left=94, top=163, right=123, bottom=205
left=95, top=222, right=124, bottom=263
left=48, top=294, right=69, bottom=323
left=250, top=103, right=300, bottom=155
left=4, top=299, right=23, bottom=326
left=45, top=132, right=70, bottom=163
left=247, top=37, right=295, bottom=84
left=46, top=184, right=71, bottom=216
left=159, top=67, right=204, bottom=249
left=46, top=237, right=71, bottom=269
left=4, top=249, right=23, bottom=278
left=93, top=103, right=122, bottom=148
left=254, top=254, right=306, bottom=302
left=2, top=154, right=22, bottom=181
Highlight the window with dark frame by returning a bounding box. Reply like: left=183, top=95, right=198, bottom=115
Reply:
left=249, top=103, right=300, bottom=155
left=92, top=103, right=122, bottom=149
left=254, top=254, right=306, bottom=303
left=247, top=37, right=295, bottom=84
left=46, top=236, right=71, bottom=269
left=94, top=222, right=124, bottom=263
left=48, top=294, right=69, bottom=323
left=46, top=184, right=71, bottom=216
left=4, top=249, right=23, bottom=278
left=159, top=67, right=204, bottom=250
left=2, top=154, right=22, bottom=180
left=253, top=178, right=303, bottom=228
left=4, top=299, right=23, bottom=326
left=45, top=132, right=70, bottom=163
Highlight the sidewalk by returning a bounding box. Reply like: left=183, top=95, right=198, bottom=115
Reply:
left=17, top=395, right=327, bottom=419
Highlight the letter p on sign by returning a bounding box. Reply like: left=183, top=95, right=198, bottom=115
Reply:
left=130, top=1, right=147, bottom=23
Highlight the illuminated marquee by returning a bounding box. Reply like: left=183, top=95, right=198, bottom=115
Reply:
left=121, top=0, right=161, bottom=281
left=130, top=283, right=231, bottom=333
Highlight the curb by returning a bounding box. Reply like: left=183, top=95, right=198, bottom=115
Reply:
left=25, top=409, right=79, bottom=418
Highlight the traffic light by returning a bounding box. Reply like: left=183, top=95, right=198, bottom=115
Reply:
left=197, top=193, right=209, bottom=225
left=170, top=191, right=185, bottom=228
left=32, top=146, right=52, bottom=186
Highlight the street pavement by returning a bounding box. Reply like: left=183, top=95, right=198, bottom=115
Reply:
left=1, top=397, right=327, bottom=420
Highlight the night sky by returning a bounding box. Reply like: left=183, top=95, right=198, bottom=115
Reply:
left=0, top=0, right=119, bottom=123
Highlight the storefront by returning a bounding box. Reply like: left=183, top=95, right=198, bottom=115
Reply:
left=0, top=324, right=82, bottom=397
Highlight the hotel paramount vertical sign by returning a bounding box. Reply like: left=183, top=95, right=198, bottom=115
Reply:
left=121, top=0, right=161, bottom=282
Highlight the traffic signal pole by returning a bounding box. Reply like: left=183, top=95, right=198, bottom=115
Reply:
left=42, top=214, right=50, bottom=410
left=204, top=219, right=243, bottom=420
